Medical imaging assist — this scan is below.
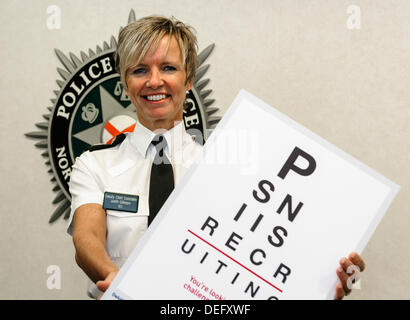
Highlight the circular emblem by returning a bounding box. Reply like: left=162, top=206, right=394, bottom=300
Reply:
left=26, top=10, right=220, bottom=223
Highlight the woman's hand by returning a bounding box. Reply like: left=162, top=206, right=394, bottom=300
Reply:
left=97, top=271, right=118, bottom=300
left=334, top=252, right=366, bottom=300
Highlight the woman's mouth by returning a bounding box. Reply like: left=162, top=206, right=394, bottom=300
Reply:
left=143, top=94, right=170, bottom=103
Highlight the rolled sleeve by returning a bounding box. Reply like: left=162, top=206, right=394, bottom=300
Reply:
left=67, top=153, right=104, bottom=236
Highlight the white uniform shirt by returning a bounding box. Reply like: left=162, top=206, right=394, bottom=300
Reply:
left=67, top=121, right=202, bottom=297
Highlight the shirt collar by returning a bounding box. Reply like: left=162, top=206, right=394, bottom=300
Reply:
left=130, top=120, right=188, bottom=158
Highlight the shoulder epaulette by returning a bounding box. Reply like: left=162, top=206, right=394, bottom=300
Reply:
left=88, top=133, right=126, bottom=152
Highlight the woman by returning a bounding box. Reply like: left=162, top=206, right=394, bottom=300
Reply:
left=67, top=15, right=364, bottom=300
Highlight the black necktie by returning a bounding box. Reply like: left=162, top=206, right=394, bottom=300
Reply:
left=148, top=135, right=175, bottom=225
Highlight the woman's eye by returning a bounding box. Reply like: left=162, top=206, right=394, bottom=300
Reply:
left=131, top=68, right=146, bottom=75
left=164, top=65, right=176, bottom=72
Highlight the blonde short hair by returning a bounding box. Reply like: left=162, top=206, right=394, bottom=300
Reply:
left=114, top=15, right=198, bottom=88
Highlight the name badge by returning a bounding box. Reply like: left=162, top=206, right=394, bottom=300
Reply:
left=103, top=192, right=139, bottom=213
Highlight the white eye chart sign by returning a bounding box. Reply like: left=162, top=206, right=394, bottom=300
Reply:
left=103, top=89, right=399, bottom=300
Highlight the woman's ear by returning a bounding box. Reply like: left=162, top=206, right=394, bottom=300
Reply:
left=122, top=73, right=129, bottom=95
left=186, top=79, right=193, bottom=91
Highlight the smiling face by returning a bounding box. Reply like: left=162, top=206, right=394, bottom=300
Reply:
left=125, top=35, right=193, bottom=131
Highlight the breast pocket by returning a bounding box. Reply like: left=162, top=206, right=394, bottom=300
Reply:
left=104, top=189, right=149, bottom=259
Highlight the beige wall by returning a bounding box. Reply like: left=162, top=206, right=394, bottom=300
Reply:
left=0, top=0, right=408, bottom=299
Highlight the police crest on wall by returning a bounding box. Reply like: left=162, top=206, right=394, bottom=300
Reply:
left=25, top=10, right=220, bottom=224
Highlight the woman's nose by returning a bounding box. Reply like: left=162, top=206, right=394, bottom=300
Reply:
left=147, top=69, right=163, bottom=88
